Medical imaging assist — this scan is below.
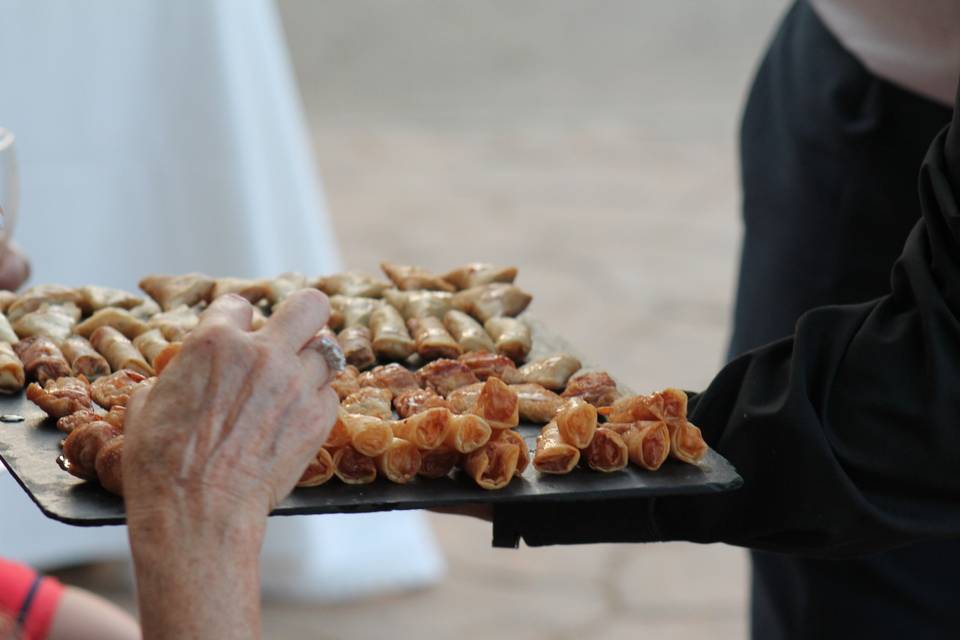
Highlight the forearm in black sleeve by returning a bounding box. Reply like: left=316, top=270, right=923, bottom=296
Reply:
left=494, top=92, right=960, bottom=557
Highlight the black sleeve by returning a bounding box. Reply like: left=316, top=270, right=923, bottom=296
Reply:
left=493, top=94, right=960, bottom=558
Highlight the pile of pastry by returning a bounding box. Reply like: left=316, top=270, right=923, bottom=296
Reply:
left=2, top=262, right=706, bottom=496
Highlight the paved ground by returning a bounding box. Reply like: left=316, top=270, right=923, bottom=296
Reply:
left=59, top=1, right=791, bottom=637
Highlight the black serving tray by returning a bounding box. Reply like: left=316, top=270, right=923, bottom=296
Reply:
left=0, top=320, right=742, bottom=526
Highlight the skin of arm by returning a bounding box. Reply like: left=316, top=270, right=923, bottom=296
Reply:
left=123, top=290, right=339, bottom=640
left=48, top=587, right=141, bottom=640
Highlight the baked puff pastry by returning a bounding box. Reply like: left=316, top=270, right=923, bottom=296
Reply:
left=138, top=273, right=214, bottom=311
left=442, top=263, right=518, bottom=290
left=330, top=295, right=381, bottom=329
left=14, top=336, right=71, bottom=385
left=463, top=439, right=520, bottom=490
left=416, top=358, right=478, bottom=397
left=12, top=302, right=81, bottom=344
left=393, top=387, right=451, bottom=419
left=90, top=326, right=154, bottom=376
left=75, top=285, right=143, bottom=314
left=581, top=427, right=629, bottom=472
left=61, top=420, right=120, bottom=481
left=451, top=283, right=532, bottom=323
left=26, top=376, right=94, bottom=418
left=341, top=413, right=394, bottom=457
left=89, top=369, right=147, bottom=408
left=315, top=272, right=391, bottom=299
left=484, top=317, right=531, bottom=363
left=472, top=377, right=519, bottom=430
left=265, top=272, right=308, bottom=306
left=331, top=365, right=361, bottom=400
left=375, top=438, right=422, bottom=484
left=94, top=436, right=124, bottom=496
left=61, top=336, right=111, bottom=380
left=146, top=305, right=200, bottom=342
left=554, top=397, right=597, bottom=448
left=408, top=317, right=462, bottom=361
left=357, top=363, right=420, bottom=396
left=369, top=305, right=415, bottom=360
left=332, top=445, right=377, bottom=485
left=337, top=326, right=377, bottom=370
left=444, top=413, right=492, bottom=454
left=533, top=422, right=580, bottom=474
left=0, top=342, right=25, bottom=393
left=0, top=290, right=17, bottom=313
left=341, top=387, right=394, bottom=420
left=381, top=261, right=455, bottom=292
left=516, top=354, right=582, bottom=391
left=493, top=429, right=530, bottom=476
left=0, top=311, right=20, bottom=343
left=443, top=310, right=496, bottom=353
left=392, top=406, right=450, bottom=450
left=74, top=307, right=149, bottom=340
left=6, top=285, right=83, bottom=323
left=457, top=351, right=522, bottom=382
left=418, top=446, right=459, bottom=479
left=210, top=277, right=271, bottom=304
left=511, top=383, right=564, bottom=424
left=561, top=371, right=621, bottom=408
left=607, top=421, right=671, bottom=471
left=385, top=290, right=454, bottom=320
left=297, top=448, right=336, bottom=487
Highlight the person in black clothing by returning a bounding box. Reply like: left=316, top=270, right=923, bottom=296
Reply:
left=489, top=4, right=960, bottom=638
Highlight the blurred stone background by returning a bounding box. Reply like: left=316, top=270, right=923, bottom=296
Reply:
left=64, top=1, right=793, bottom=638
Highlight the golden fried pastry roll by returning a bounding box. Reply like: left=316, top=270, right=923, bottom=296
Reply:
left=104, top=404, right=126, bottom=431
left=533, top=422, right=580, bottom=474
left=0, top=342, right=25, bottom=393
left=357, top=363, right=420, bottom=396
left=14, top=336, right=71, bottom=385
left=297, top=448, right=336, bottom=487
left=561, top=371, right=621, bottom=407
left=554, top=397, right=597, bottom=448
left=447, top=382, right=482, bottom=414
left=463, top=439, right=520, bottom=490
left=511, top=383, right=564, bottom=424
left=380, top=261, right=455, bottom=292
left=331, top=365, right=361, bottom=400
left=393, top=406, right=450, bottom=450
left=75, top=285, right=143, bottom=314
left=457, top=351, right=522, bottom=382
left=265, top=272, right=308, bottom=306
left=416, top=358, right=478, bottom=396
left=375, top=437, right=422, bottom=484
left=0, top=290, right=17, bottom=312
left=408, top=316, right=462, bottom=360
left=517, top=354, right=582, bottom=391
left=451, top=283, right=533, bottom=323
left=146, top=304, right=200, bottom=342
left=94, top=436, right=124, bottom=496
left=394, top=387, right=451, bottom=419
left=153, top=342, right=182, bottom=375
left=332, top=445, right=377, bottom=484
left=7, top=285, right=83, bottom=323
left=442, top=263, right=518, bottom=290
left=90, top=369, right=147, bottom=408
left=342, top=413, right=394, bottom=457
left=337, top=326, right=377, bottom=370
left=369, top=304, right=415, bottom=360
left=13, top=302, right=81, bottom=343
left=445, top=413, right=492, bottom=454
left=671, top=420, right=708, bottom=465
left=494, top=428, right=530, bottom=475
left=75, top=307, right=149, bottom=340
left=330, top=295, right=381, bottom=328
left=341, top=387, right=394, bottom=419
left=61, top=420, right=119, bottom=481
left=608, top=421, right=671, bottom=471
left=132, top=329, right=170, bottom=368
left=315, top=272, right=391, bottom=299
left=91, top=326, right=154, bottom=376
left=26, top=376, right=94, bottom=418
left=324, top=410, right=352, bottom=448
left=56, top=408, right=103, bottom=434
left=385, top=289, right=454, bottom=320
left=444, top=310, right=496, bottom=353
left=418, top=446, right=459, bottom=479
left=61, top=336, right=111, bottom=380
left=0, top=311, right=18, bottom=343
left=210, top=277, right=270, bottom=304
left=582, top=427, right=629, bottom=472
left=138, top=273, right=214, bottom=311
left=129, top=298, right=161, bottom=321
left=473, top=376, right=520, bottom=430
left=484, top=317, right=532, bottom=363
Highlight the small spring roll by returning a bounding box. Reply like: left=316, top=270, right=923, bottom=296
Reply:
left=341, top=387, right=394, bottom=419
left=493, top=428, right=530, bottom=476
left=445, top=413, right=492, bottom=454
left=534, top=422, right=580, bottom=474
left=369, top=304, right=415, bottom=360
left=472, top=377, right=519, bottom=430
left=324, top=410, right=352, bottom=449
left=75, top=285, right=143, bottom=314
left=61, top=336, right=111, bottom=380
left=599, top=388, right=688, bottom=423
left=484, top=317, right=531, bottom=363
left=104, top=404, right=127, bottom=431
left=210, top=277, right=270, bottom=304
left=458, top=351, right=522, bottom=382
left=444, top=310, right=496, bottom=353
left=132, top=329, right=170, bottom=369
left=89, top=369, right=147, bottom=409
left=331, top=365, right=361, bottom=400
left=315, top=272, right=391, bottom=299
left=517, top=354, right=582, bottom=391
left=608, top=421, right=671, bottom=471
left=129, top=298, right=161, bottom=321
left=265, top=272, right=308, bottom=306
left=447, top=382, right=482, bottom=414
left=337, top=326, right=377, bottom=371
left=394, top=387, right=451, bottom=419
left=385, top=290, right=453, bottom=320
left=332, top=445, right=377, bottom=484
left=297, top=448, right=336, bottom=487
left=451, top=283, right=533, bottom=323
left=0, top=311, right=18, bottom=343
left=138, top=273, right=214, bottom=311
left=330, top=295, right=382, bottom=329
left=13, top=302, right=81, bottom=344
left=561, top=371, right=621, bottom=408
left=408, top=316, right=462, bottom=360
left=146, top=305, right=200, bottom=342
left=90, top=326, right=155, bottom=376
left=6, top=285, right=83, bottom=323
left=418, top=446, right=459, bottom=479
left=94, top=436, right=124, bottom=496
left=0, top=342, right=25, bottom=393
left=61, top=420, right=120, bottom=481
left=463, top=439, right=520, bottom=490
left=581, top=427, right=629, bottom=472
left=358, top=363, right=420, bottom=396
left=416, top=358, right=478, bottom=396
left=554, top=397, right=597, bottom=448
left=671, top=420, right=708, bottom=465
left=14, top=336, right=71, bottom=385
left=75, top=307, right=149, bottom=340
left=56, top=408, right=103, bottom=435
left=342, top=413, right=394, bottom=457
left=380, top=261, right=455, bottom=292
left=375, top=437, right=422, bottom=484
left=393, top=406, right=450, bottom=450
left=26, top=376, right=94, bottom=418
left=442, top=263, right=518, bottom=290
left=153, top=342, right=182, bottom=375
